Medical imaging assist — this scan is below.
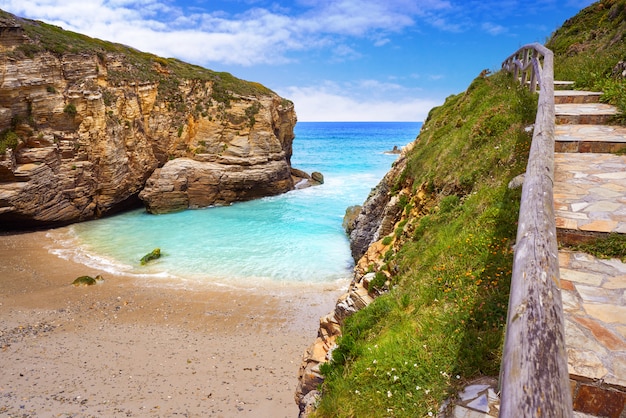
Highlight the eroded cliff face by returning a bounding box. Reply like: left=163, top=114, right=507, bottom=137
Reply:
left=0, top=12, right=298, bottom=227
left=295, top=141, right=432, bottom=416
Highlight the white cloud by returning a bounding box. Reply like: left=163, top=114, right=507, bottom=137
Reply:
left=1, top=0, right=456, bottom=67
left=280, top=85, right=441, bottom=122
left=482, top=22, right=507, bottom=36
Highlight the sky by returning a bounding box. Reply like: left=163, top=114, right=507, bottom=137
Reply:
left=0, top=0, right=596, bottom=121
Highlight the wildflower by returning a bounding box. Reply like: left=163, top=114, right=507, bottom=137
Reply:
left=415, top=386, right=421, bottom=391
left=387, top=391, right=393, bottom=398
left=428, top=412, right=433, bottom=416
left=425, top=389, right=431, bottom=394
left=355, top=390, right=360, bottom=395
left=456, top=375, right=461, bottom=379
left=373, top=359, right=378, bottom=364
left=393, top=375, right=399, bottom=382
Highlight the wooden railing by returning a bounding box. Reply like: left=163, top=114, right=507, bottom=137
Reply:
left=502, top=43, right=548, bottom=93
left=499, top=44, right=573, bottom=417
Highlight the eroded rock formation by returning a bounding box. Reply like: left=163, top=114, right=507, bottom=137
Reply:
left=295, top=141, right=429, bottom=416
left=0, top=10, right=300, bottom=227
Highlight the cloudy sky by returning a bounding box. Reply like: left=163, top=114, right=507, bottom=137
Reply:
left=1, top=0, right=595, bottom=121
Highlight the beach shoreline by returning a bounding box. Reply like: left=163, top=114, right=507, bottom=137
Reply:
left=0, top=229, right=344, bottom=417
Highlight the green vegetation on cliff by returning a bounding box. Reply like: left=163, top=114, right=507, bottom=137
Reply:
left=313, top=2, right=625, bottom=416
left=547, top=0, right=626, bottom=122
left=2, top=9, right=277, bottom=101
left=315, top=72, right=535, bottom=417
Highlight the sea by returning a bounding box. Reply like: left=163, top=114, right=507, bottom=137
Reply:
left=48, top=122, right=422, bottom=290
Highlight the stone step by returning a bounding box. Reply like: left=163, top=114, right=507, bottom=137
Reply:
left=554, top=90, right=603, bottom=104
left=555, top=103, right=620, bottom=125
left=554, top=152, right=626, bottom=239
left=555, top=124, right=626, bottom=153
left=558, top=249, right=626, bottom=416
left=555, top=80, right=575, bottom=90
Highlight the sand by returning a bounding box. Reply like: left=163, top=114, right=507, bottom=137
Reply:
left=0, top=229, right=345, bottom=417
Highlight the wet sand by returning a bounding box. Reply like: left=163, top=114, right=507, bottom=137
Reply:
left=0, top=229, right=344, bottom=417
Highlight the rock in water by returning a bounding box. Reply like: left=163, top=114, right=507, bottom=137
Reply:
left=311, top=171, right=324, bottom=184
left=140, top=248, right=161, bottom=265
left=72, top=275, right=104, bottom=286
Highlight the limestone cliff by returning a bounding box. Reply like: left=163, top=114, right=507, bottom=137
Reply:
left=0, top=10, right=299, bottom=227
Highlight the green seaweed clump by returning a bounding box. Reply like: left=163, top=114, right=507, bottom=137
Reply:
left=140, top=248, right=161, bottom=265
left=72, top=275, right=104, bottom=286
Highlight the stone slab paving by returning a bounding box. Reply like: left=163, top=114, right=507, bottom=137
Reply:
left=559, top=250, right=626, bottom=389
left=556, top=124, right=626, bottom=143
left=555, top=90, right=603, bottom=104
left=556, top=124, right=626, bottom=153
left=556, top=103, right=620, bottom=125
left=553, top=152, right=626, bottom=235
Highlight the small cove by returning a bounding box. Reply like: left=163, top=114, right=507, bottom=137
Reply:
left=48, top=122, right=422, bottom=289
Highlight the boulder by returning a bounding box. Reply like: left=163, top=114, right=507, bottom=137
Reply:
left=139, top=157, right=294, bottom=213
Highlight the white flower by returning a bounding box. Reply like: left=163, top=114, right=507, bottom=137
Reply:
left=415, top=386, right=421, bottom=391
left=387, top=390, right=393, bottom=398
left=425, top=389, right=431, bottom=394
left=355, top=390, right=360, bottom=395
left=393, top=375, right=399, bottom=382
left=428, top=412, right=433, bottom=417
left=372, top=359, right=378, bottom=364
left=456, top=375, right=461, bottom=379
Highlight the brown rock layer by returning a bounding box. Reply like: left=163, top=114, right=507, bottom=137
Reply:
left=0, top=11, right=298, bottom=227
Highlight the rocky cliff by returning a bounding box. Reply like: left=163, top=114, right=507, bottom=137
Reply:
left=0, top=10, right=301, bottom=228
left=295, top=140, right=431, bottom=415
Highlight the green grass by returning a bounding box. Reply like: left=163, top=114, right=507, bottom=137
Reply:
left=313, top=3, right=626, bottom=415
left=2, top=9, right=276, bottom=105
left=567, top=233, right=626, bottom=262
left=547, top=0, right=626, bottom=122
left=313, top=72, right=534, bottom=417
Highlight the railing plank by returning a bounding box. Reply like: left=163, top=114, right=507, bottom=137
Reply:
left=499, top=43, right=573, bottom=418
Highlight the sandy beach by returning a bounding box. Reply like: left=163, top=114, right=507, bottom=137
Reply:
left=0, top=229, right=344, bottom=417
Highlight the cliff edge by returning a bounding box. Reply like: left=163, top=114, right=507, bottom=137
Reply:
left=0, top=10, right=301, bottom=227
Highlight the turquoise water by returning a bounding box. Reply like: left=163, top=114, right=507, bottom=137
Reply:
left=50, top=122, right=421, bottom=288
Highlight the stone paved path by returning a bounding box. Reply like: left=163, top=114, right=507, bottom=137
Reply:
left=554, top=152, right=626, bottom=235
left=553, top=88, right=626, bottom=417
left=445, top=85, right=626, bottom=418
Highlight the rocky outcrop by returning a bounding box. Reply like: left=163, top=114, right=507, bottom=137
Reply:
left=295, top=141, right=427, bottom=416
left=347, top=142, right=415, bottom=260
left=139, top=156, right=293, bottom=213
left=0, top=10, right=300, bottom=227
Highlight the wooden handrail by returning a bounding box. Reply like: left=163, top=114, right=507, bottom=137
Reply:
left=499, top=44, right=573, bottom=417
left=502, top=43, right=551, bottom=93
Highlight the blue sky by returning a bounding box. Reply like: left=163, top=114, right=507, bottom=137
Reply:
left=1, top=0, right=595, bottom=121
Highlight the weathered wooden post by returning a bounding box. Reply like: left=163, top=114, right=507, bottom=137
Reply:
left=499, top=44, right=573, bottom=418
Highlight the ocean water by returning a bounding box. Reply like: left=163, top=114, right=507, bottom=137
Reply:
left=49, top=122, right=422, bottom=289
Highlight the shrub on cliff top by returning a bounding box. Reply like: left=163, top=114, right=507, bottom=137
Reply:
left=0, top=130, right=19, bottom=155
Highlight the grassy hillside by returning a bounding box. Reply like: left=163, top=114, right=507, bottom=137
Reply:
left=2, top=9, right=276, bottom=99
left=314, top=72, right=535, bottom=417
left=547, top=0, right=626, bottom=122
left=312, top=2, right=625, bottom=416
